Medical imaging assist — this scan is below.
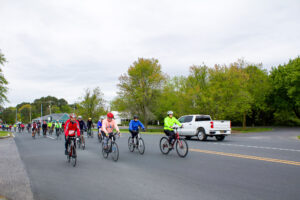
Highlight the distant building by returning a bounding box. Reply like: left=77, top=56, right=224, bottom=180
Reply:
left=32, top=113, right=69, bottom=123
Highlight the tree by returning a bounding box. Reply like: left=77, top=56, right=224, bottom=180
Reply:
left=268, top=57, right=300, bottom=125
left=19, top=104, right=32, bottom=123
left=0, top=50, right=8, bottom=105
left=78, top=87, right=106, bottom=121
left=116, top=58, right=166, bottom=128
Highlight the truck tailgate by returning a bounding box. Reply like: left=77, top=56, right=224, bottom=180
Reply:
left=212, top=120, right=231, bottom=130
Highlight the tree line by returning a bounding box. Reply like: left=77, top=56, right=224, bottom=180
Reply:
left=112, top=57, right=300, bottom=128
left=0, top=49, right=299, bottom=127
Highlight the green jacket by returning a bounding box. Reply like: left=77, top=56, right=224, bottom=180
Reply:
left=55, top=122, right=61, bottom=128
left=47, top=122, right=52, bottom=127
left=164, top=116, right=182, bottom=131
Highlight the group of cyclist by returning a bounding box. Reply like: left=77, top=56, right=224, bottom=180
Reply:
left=63, top=110, right=182, bottom=155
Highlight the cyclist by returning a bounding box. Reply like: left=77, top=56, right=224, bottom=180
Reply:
left=42, top=121, right=48, bottom=136
left=27, top=123, right=31, bottom=133
left=101, top=112, right=120, bottom=149
left=32, top=121, right=37, bottom=137
left=86, top=118, right=94, bottom=136
left=78, top=116, right=87, bottom=147
left=21, top=123, right=25, bottom=132
left=129, top=115, right=145, bottom=144
left=55, top=120, right=61, bottom=136
left=97, top=116, right=104, bottom=139
left=164, top=111, right=182, bottom=148
left=47, top=121, right=52, bottom=134
left=37, top=121, right=41, bottom=134
left=64, top=113, right=80, bottom=155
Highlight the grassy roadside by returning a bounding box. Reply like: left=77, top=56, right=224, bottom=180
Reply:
left=232, top=127, right=273, bottom=133
left=297, top=136, right=300, bottom=140
left=0, top=131, right=11, bottom=137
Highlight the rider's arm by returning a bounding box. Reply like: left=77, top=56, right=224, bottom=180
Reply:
left=76, top=121, right=80, bottom=137
left=114, top=120, right=120, bottom=133
left=64, top=121, right=69, bottom=137
left=129, top=120, right=133, bottom=131
left=101, top=121, right=108, bottom=135
left=138, top=121, right=145, bottom=130
left=174, top=118, right=182, bottom=127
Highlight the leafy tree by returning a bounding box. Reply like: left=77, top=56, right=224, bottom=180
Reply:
left=78, top=87, right=106, bottom=121
left=116, top=58, right=166, bottom=129
left=2, top=107, right=16, bottom=124
left=268, top=57, right=300, bottom=125
left=19, top=104, right=32, bottom=123
left=0, top=50, right=8, bottom=105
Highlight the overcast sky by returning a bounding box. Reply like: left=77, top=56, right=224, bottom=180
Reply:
left=0, top=0, right=299, bottom=107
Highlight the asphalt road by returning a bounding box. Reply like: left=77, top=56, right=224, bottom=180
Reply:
left=13, top=128, right=300, bottom=200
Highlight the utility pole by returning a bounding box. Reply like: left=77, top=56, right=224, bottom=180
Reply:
left=41, top=103, right=43, bottom=123
left=16, top=108, right=17, bottom=123
left=29, top=106, right=32, bottom=122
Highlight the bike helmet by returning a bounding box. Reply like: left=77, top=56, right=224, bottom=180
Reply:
left=167, top=111, right=173, bottom=115
left=78, top=116, right=82, bottom=119
left=133, top=115, right=138, bottom=119
left=69, top=113, right=76, bottom=118
left=107, top=112, right=114, bottom=118
left=100, top=116, right=104, bottom=120
left=88, top=117, right=92, bottom=120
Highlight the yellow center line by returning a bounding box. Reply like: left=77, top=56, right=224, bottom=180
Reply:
left=190, top=149, right=300, bottom=166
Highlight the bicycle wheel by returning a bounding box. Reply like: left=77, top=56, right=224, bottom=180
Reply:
left=160, top=137, right=170, bottom=155
left=102, top=142, right=109, bottom=158
left=82, top=137, right=85, bottom=150
left=128, top=137, right=134, bottom=152
left=138, top=138, right=145, bottom=155
left=176, top=139, right=188, bottom=158
left=111, top=142, right=119, bottom=162
left=71, top=146, right=77, bottom=167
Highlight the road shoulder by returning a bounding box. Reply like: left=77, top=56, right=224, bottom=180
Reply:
left=0, top=137, right=34, bottom=200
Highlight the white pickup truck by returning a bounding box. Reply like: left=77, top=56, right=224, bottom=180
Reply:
left=177, top=115, right=231, bottom=141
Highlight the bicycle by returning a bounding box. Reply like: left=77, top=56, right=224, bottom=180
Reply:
left=37, top=127, right=41, bottom=136
left=49, top=127, right=54, bottom=135
left=32, top=128, right=37, bottom=139
left=98, top=130, right=104, bottom=143
left=56, top=128, right=61, bottom=140
left=77, top=130, right=85, bottom=150
left=87, top=128, right=94, bottom=138
left=102, top=132, right=119, bottom=162
left=67, top=136, right=77, bottom=167
left=128, top=132, right=145, bottom=155
left=160, top=127, right=189, bottom=158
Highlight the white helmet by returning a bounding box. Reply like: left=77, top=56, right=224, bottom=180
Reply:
left=167, top=111, right=173, bottom=115
left=100, top=116, right=104, bottom=120
left=78, top=116, right=82, bottom=119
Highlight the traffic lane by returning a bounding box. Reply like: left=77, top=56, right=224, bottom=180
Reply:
left=14, top=134, right=208, bottom=200
left=15, top=133, right=300, bottom=200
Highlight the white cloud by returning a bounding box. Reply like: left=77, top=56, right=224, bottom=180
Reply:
left=0, top=0, right=299, bottom=106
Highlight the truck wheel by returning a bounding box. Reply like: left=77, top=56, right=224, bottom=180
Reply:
left=197, top=128, right=207, bottom=141
left=216, top=135, right=225, bottom=141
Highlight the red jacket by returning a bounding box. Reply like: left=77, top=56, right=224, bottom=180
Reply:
left=64, top=119, right=80, bottom=137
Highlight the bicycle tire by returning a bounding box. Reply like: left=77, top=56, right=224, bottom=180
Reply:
left=72, top=146, right=77, bottom=167
left=102, top=142, right=109, bottom=158
left=111, top=142, right=119, bottom=162
left=160, top=137, right=170, bottom=155
left=138, top=138, right=145, bottom=155
left=128, top=137, right=134, bottom=152
left=176, top=139, right=189, bottom=158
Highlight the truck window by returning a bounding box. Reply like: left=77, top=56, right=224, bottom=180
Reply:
left=184, top=116, right=193, bottom=123
left=178, top=116, right=185, bottom=123
left=195, top=116, right=211, bottom=121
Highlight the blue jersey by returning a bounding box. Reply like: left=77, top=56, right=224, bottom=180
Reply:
left=129, top=120, right=145, bottom=131
left=97, top=121, right=102, bottom=129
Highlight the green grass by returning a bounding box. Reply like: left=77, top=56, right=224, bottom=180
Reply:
left=297, top=136, right=300, bottom=140
left=232, top=127, right=273, bottom=133
left=0, top=131, right=11, bottom=137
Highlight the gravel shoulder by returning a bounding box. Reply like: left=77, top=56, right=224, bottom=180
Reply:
left=0, top=137, right=34, bottom=200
